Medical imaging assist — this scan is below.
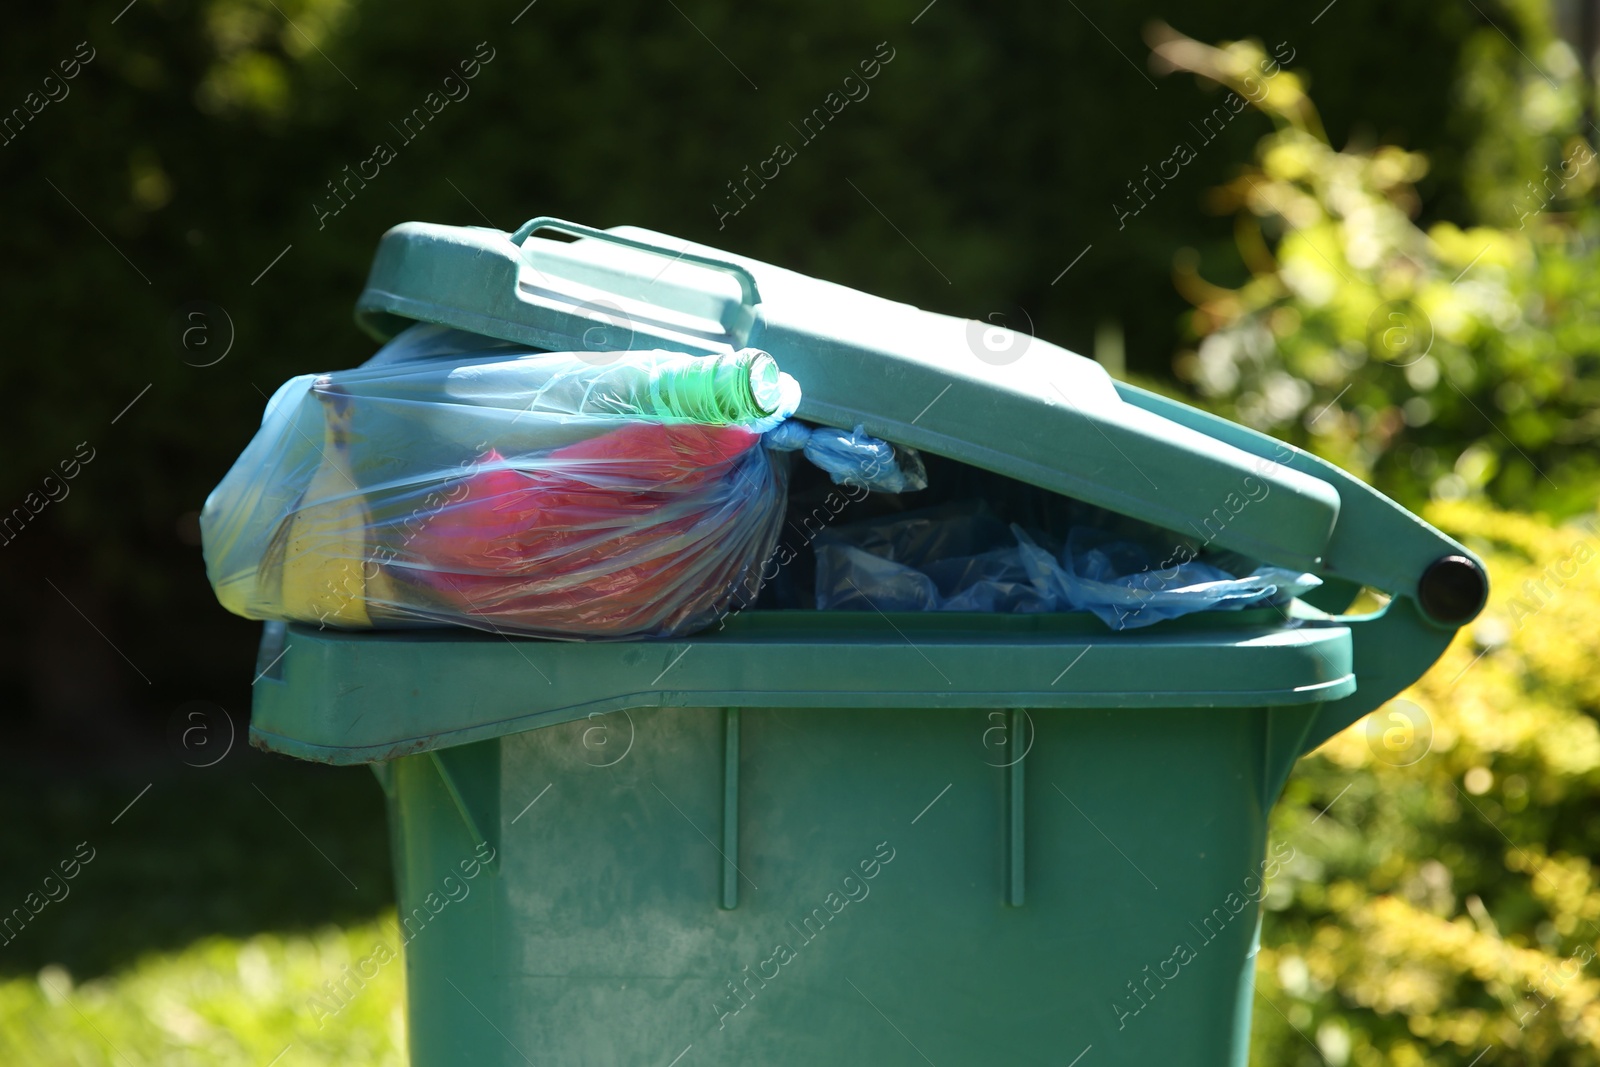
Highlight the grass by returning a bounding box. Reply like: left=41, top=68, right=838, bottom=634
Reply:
left=0, top=918, right=406, bottom=1066
left=1, top=732, right=399, bottom=1064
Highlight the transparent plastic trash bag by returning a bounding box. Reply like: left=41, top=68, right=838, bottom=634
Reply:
left=201, top=342, right=799, bottom=640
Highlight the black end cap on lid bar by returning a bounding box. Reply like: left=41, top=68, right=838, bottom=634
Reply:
left=1417, top=554, right=1488, bottom=626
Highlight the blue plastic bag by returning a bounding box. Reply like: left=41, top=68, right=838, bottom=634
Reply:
left=814, top=503, right=1320, bottom=629
left=766, top=421, right=927, bottom=494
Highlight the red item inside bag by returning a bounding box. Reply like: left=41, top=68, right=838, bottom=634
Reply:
left=382, top=421, right=783, bottom=638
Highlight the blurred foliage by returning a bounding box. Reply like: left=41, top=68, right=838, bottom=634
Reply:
left=1151, top=15, right=1600, bottom=1066
left=0, top=917, right=404, bottom=1065
left=0, top=750, right=396, bottom=1063
left=0, top=750, right=392, bottom=982
left=1164, top=29, right=1600, bottom=516
left=1259, top=499, right=1600, bottom=1066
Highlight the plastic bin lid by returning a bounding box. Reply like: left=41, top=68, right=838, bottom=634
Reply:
left=352, top=216, right=1486, bottom=613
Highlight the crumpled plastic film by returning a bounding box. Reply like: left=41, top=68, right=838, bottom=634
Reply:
left=814, top=502, right=1321, bottom=629
left=766, top=420, right=928, bottom=494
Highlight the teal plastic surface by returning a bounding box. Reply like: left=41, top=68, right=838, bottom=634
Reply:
left=382, top=703, right=1319, bottom=1066
left=240, top=214, right=1496, bottom=1066
left=250, top=609, right=1356, bottom=766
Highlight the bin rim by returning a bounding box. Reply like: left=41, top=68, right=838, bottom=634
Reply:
left=248, top=612, right=1357, bottom=766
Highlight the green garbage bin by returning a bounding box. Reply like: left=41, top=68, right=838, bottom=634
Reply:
left=249, top=217, right=1488, bottom=1066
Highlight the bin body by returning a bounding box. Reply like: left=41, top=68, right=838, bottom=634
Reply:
left=390, top=704, right=1292, bottom=1066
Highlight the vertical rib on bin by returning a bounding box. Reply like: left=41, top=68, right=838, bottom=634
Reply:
left=1007, top=708, right=1026, bottom=907
left=721, top=707, right=741, bottom=910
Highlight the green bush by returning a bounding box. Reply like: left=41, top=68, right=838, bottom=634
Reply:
left=1158, top=32, right=1600, bottom=516
left=1260, top=499, right=1600, bottom=1066
left=1147, top=26, right=1600, bottom=1066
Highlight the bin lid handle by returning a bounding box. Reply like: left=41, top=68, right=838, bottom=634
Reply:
left=509, top=216, right=764, bottom=311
